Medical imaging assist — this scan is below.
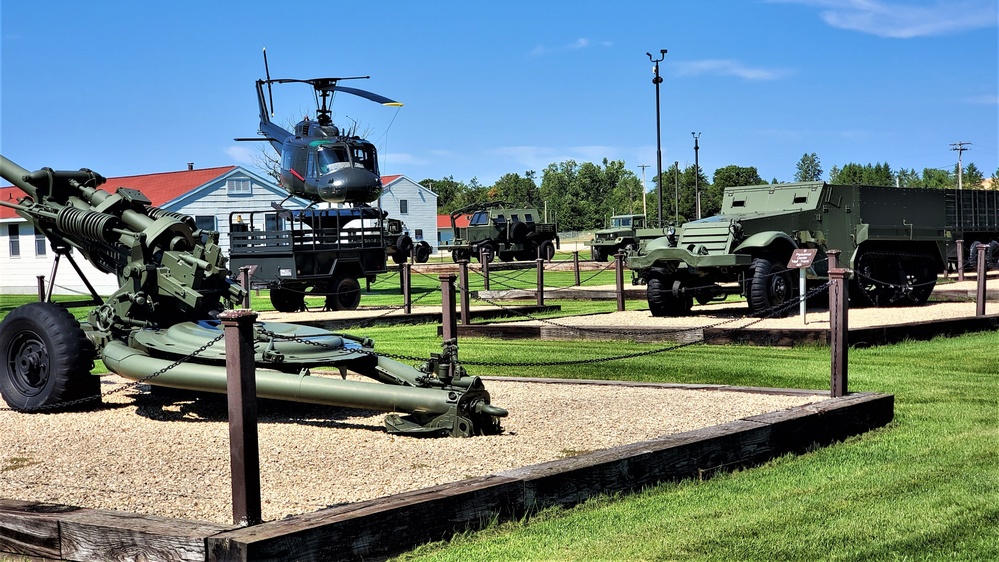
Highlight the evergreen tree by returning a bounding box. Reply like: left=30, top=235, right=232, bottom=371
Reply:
left=794, top=152, right=823, bottom=182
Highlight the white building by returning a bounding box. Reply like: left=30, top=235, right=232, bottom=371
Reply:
left=1, top=165, right=434, bottom=295
left=379, top=175, right=438, bottom=248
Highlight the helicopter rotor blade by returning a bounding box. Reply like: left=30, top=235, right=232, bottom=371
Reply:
left=262, top=48, right=275, bottom=116
left=323, top=85, right=403, bottom=107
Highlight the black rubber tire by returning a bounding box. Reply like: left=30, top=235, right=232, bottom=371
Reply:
left=328, top=276, right=361, bottom=311
left=270, top=287, right=305, bottom=313
left=518, top=241, right=538, bottom=261
left=647, top=274, right=691, bottom=317
left=476, top=243, right=495, bottom=263
left=451, top=249, right=470, bottom=263
left=539, top=240, right=556, bottom=262
left=0, top=302, right=99, bottom=411
left=391, top=251, right=408, bottom=265
left=414, top=241, right=432, bottom=263
left=647, top=274, right=669, bottom=317
left=591, top=247, right=608, bottom=262
left=510, top=221, right=529, bottom=243
left=749, top=257, right=793, bottom=314
left=396, top=234, right=413, bottom=254
left=498, top=251, right=515, bottom=262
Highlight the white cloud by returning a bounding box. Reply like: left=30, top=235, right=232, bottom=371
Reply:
left=224, top=145, right=257, bottom=165
left=773, top=0, right=998, bottom=38
left=529, top=38, right=609, bottom=56
left=672, top=59, right=791, bottom=81
left=963, top=94, right=999, bottom=105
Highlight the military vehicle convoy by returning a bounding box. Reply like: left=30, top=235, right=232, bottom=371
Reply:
left=0, top=155, right=506, bottom=437
left=626, top=181, right=999, bottom=316
left=588, top=214, right=647, bottom=262
left=441, top=201, right=560, bottom=263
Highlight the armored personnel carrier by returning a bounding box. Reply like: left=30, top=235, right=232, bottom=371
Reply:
left=441, top=201, right=560, bottom=263
left=627, top=181, right=999, bottom=316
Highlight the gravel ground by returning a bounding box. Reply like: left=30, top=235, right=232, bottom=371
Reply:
left=0, top=377, right=821, bottom=525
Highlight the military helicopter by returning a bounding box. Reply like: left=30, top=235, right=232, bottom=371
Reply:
left=236, top=48, right=403, bottom=205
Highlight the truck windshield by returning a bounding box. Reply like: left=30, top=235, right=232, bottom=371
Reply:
left=612, top=217, right=632, bottom=228
left=470, top=211, right=489, bottom=226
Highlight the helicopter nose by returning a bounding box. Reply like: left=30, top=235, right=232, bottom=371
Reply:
left=316, top=167, right=383, bottom=204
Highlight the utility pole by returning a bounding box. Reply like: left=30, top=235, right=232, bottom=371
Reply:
left=692, top=132, right=702, bottom=219
left=638, top=164, right=650, bottom=217
left=674, top=161, right=680, bottom=225
left=950, top=141, right=971, bottom=190
left=648, top=49, right=667, bottom=227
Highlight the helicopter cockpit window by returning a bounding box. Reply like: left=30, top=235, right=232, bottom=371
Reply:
left=317, top=145, right=351, bottom=174
left=351, top=146, right=377, bottom=173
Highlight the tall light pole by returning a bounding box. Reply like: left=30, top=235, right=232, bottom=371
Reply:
left=648, top=49, right=667, bottom=227
left=638, top=164, right=650, bottom=217
left=674, top=161, right=680, bottom=225
left=692, top=132, right=702, bottom=219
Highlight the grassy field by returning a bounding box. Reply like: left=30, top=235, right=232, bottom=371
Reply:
left=2, top=284, right=997, bottom=560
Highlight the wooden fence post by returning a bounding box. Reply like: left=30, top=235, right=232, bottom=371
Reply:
left=957, top=239, right=965, bottom=282
left=536, top=257, right=545, bottom=306
left=976, top=242, right=987, bottom=317
left=615, top=252, right=625, bottom=312
left=481, top=247, right=490, bottom=291
left=219, top=309, right=262, bottom=526
left=573, top=250, right=580, bottom=286
left=827, top=249, right=848, bottom=398
left=440, top=274, right=458, bottom=341
left=458, top=260, right=470, bottom=325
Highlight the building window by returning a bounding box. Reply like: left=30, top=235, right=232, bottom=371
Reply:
left=414, top=228, right=423, bottom=241
left=34, top=227, right=46, bottom=256
left=400, top=199, right=409, bottom=214
left=264, top=213, right=284, bottom=231
left=227, top=178, right=251, bottom=195
left=8, top=224, right=20, bottom=257
left=194, top=216, right=216, bottom=231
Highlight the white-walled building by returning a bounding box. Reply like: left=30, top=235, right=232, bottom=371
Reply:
left=1, top=165, right=435, bottom=296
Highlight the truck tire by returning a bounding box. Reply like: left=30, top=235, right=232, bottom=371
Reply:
left=271, top=287, right=305, bottom=313
left=518, top=241, right=538, bottom=261
left=0, top=302, right=99, bottom=411
left=591, top=247, right=608, bottom=262
left=451, top=249, right=470, bottom=263
left=328, top=276, right=361, bottom=311
left=511, top=221, right=529, bottom=243
left=539, top=240, right=556, bottom=262
left=414, top=241, right=432, bottom=263
left=476, top=243, right=496, bottom=263
left=647, top=273, right=692, bottom=317
left=749, top=257, right=793, bottom=314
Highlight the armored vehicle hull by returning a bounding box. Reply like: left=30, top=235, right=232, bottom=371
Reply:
left=440, top=201, right=560, bottom=263
left=627, top=182, right=999, bottom=316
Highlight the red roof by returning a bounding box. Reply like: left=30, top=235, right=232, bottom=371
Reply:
left=1, top=166, right=236, bottom=220
left=438, top=214, right=471, bottom=228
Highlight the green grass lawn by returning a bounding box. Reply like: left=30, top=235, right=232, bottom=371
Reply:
left=3, top=285, right=997, bottom=560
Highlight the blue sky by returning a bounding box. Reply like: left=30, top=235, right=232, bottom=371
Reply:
left=2, top=0, right=996, bottom=190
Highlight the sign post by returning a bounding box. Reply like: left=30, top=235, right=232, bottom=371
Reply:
left=787, top=249, right=818, bottom=325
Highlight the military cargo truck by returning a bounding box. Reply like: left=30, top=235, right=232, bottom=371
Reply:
left=441, top=201, right=560, bottom=263
left=626, top=182, right=999, bottom=316
left=228, top=206, right=415, bottom=312
left=587, top=214, right=647, bottom=262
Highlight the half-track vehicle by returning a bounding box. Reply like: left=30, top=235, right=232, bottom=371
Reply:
left=0, top=155, right=506, bottom=437
left=441, top=201, right=560, bottom=263
left=587, top=214, right=647, bottom=261
left=627, top=181, right=999, bottom=316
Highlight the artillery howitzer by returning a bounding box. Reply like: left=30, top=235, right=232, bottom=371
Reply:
left=0, top=155, right=506, bottom=436
left=627, top=181, right=999, bottom=317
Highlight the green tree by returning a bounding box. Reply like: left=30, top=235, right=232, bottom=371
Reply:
left=491, top=171, right=540, bottom=206
left=828, top=162, right=894, bottom=186
left=922, top=168, right=954, bottom=189
left=422, top=176, right=468, bottom=213
left=959, top=162, right=985, bottom=189
left=794, top=152, right=823, bottom=182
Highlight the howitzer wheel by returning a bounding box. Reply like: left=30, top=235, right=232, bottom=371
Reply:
left=0, top=302, right=99, bottom=411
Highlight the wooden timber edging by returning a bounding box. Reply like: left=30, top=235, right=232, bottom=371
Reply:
left=0, top=388, right=894, bottom=562
left=291, top=304, right=560, bottom=330
left=455, top=313, right=999, bottom=347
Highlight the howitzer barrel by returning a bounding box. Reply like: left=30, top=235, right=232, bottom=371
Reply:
left=0, top=155, right=37, bottom=199
left=102, top=340, right=505, bottom=422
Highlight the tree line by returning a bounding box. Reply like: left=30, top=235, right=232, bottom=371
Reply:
left=422, top=153, right=998, bottom=231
